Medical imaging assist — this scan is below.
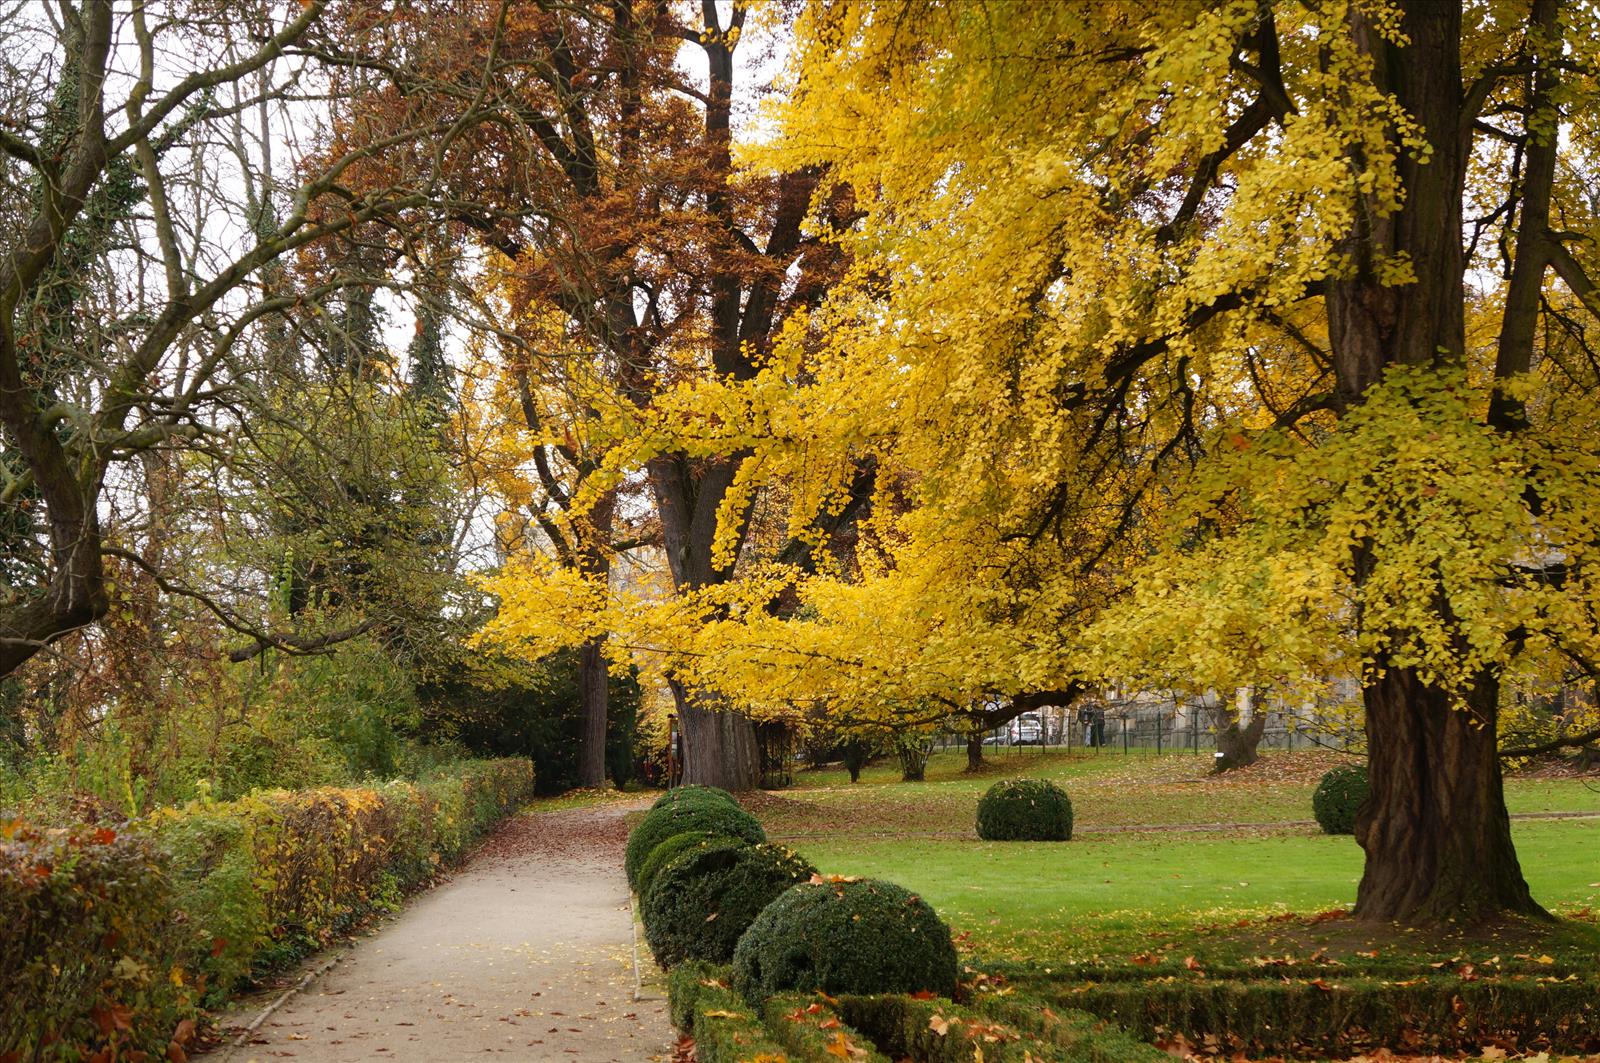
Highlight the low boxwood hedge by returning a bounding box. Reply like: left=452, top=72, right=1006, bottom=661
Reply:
left=625, top=799, right=765, bottom=889
left=1032, top=973, right=1600, bottom=1057
left=731, top=878, right=957, bottom=1004
left=1312, top=763, right=1370, bottom=834
left=666, top=962, right=790, bottom=1062
left=972, top=994, right=1169, bottom=1062
left=636, top=829, right=731, bottom=901
left=642, top=842, right=816, bottom=966
left=667, top=964, right=1165, bottom=1062
left=835, top=993, right=1166, bottom=1063
left=976, top=778, right=1073, bottom=841
left=667, top=960, right=729, bottom=1033
left=761, top=994, right=891, bottom=1063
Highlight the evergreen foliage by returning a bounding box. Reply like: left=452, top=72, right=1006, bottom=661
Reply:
left=624, top=799, right=765, bottom=889
left=636, top=830, right=731, bottom=902
left=976, top=779, right=1074, bottom=841
left=731, top=878, right=958, bottom=1004
left=641, top=841, right=816, bottom=966
left=1313, top=764, right=1371, bottom=835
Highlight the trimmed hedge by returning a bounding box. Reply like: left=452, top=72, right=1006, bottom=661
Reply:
left=972, top=994, right=1170, bottom=1062
left=652, top=784, right=739, bottom=811
left=667, top=963, right=890, bottom=1063
left=1031, top=973, right=1600, bottom=1057
left=0, top=758, right=534, bottom=1061
left=667, top=962, right=790, bottom=1062
left=761, top=994, right=892, bottom=1063
left=625, top=798, right=765, bottom=889
left=642, top=842, right=816, bottom=966
left=732, top=878, right=957, bottom=1004
left=0, top=822, right=195, bottom=1063
left=1313, top=763, right=1370, bottom=834
left=636, top=829, right=729, bottom=901
left=667, top=960, right=726, bottom=1032
left=836, top=993, right=1168, bottom=1063
left=976, top=778, right=1073, bottom=841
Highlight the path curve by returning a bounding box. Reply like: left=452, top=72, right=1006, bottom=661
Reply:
left=210, top=800, right=672, bottom=1063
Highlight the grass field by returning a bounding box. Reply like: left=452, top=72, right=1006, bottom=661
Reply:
left=746, top=749, right=1600, bottom=967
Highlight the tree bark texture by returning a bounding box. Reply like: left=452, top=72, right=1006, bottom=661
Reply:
left=1354, top=668, right=1542, bottom=921
left=1213, top=710, right=1266, bottom=773
left=1322, top=0, right=1545, bottom=923
left=576, top=636, right=609, bottom=789
left=672, top=679, right=760, bottom=790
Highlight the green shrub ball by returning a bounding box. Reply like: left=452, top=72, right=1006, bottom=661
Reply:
left=975, top=778, right=1073, bottom=841
left=636, top=830, right=732, bottom=901
left=651, top=785, right=738, bottom=811
left=625, top=799, right=765, bottom=889
left=1313, top=763, right=1370, bottom=835
left=731, top=878, right=958, bottom=1004
left=641, top=842, right=817, bottom=967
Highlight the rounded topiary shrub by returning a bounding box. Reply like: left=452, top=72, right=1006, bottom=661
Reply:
left=731, top=878, right=958, bottom=1004
left=641, top=842, right=817, bottom=967
left=975, top=778, right=1073, bottom=841
left=1313, top=763, right=1370, bottom=835
left=636, top=830, right=733, bottom=901
left=625, top=799, right=765, bottom=889
left=651, top=785, right=738, bottom=811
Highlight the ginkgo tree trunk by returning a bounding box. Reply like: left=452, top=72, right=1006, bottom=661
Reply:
left=1323, top=0, right=1547, bottom=922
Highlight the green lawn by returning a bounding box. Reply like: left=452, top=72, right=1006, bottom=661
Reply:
left=803, top=819, right=1600, bottom=964
left=747, top=750, right=1600, bottom=967
left=757, top=748, right=1599, bottom=838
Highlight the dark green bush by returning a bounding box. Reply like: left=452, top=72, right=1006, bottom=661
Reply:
left=625, top=799, right=765, bottom=889
left=420, top=649, right=641, bottom=795
left=636, top=830, right=730, bottom=900
left=731, top=878, right=958, bottom=1004
left=1312, top=763, right=1369, bottom=834
left=976, top=778, right=1073, bottom=841
left=642, top=842, right=817, bottom=966
left=651, top=784, right=738, bottom=811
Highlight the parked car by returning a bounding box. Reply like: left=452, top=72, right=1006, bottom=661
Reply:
left=1010, top=712, right=1044, bottom=745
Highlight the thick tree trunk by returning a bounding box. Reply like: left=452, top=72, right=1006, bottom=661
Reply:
left=576, top=636, right=609, bottom=789
left=1354, top=667, right=1544, bottom=923
left=965, top=732, right=984, bottom=772
left=1320, top=1, right=1546, bottom=924
left=1213, top=711, right=1265, bottom=773
left=675, top=686, right=760, bottom=790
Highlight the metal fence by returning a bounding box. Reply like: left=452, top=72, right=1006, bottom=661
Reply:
left=932, top=705, right=1360, bottom=757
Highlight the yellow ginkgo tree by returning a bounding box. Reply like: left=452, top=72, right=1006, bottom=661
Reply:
left=676, top=0, right=1600, bottom=925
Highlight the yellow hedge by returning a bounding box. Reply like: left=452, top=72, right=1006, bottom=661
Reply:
left=1, top=757, right=534, bottom=1061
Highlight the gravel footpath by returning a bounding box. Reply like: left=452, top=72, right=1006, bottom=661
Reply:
left=207, top=800, right=672, bottom=1063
